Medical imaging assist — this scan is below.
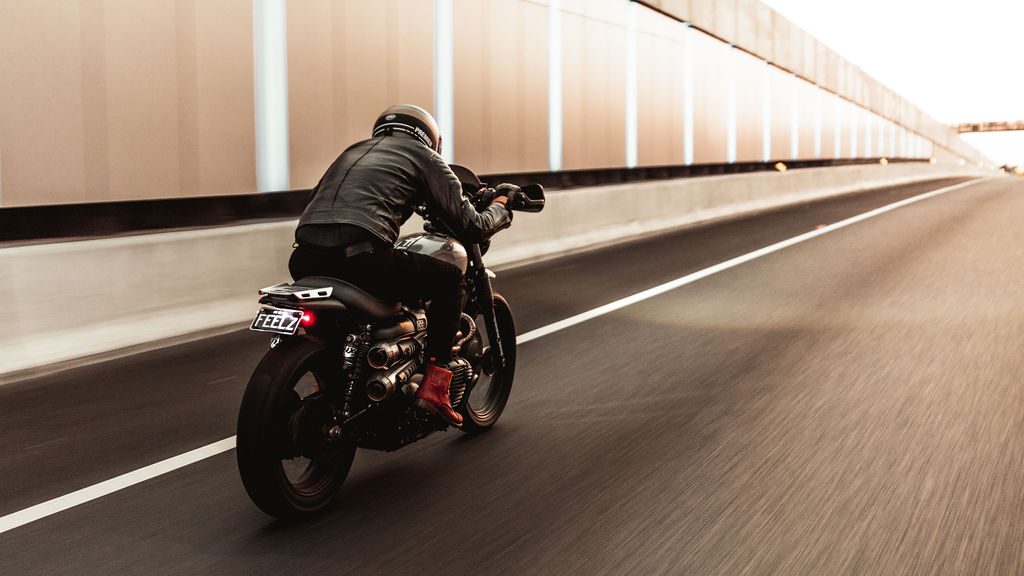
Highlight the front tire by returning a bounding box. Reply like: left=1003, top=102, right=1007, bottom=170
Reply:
left=236, top=336, right=356, bottom=520
left=459, top=293, right=516, bottom=434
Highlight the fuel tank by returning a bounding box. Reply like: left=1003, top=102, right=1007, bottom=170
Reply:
left=394, top=233, right=468, bottom=273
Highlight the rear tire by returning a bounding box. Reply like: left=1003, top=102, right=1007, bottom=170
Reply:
left=236, top=336, right=356, bottom=520
left=459, top=293, right=516, bottom=434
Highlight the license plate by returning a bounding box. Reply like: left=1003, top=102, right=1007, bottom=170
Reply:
left=250, top=306, right=303, bottom=335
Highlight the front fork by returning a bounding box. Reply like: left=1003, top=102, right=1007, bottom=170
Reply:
left=468, top=244, right=506, bottom=370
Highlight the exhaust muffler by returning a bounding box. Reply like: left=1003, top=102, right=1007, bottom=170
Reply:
left=367, top=338, right=421, bottom=369
left=366, top=359, right=419, bottom=402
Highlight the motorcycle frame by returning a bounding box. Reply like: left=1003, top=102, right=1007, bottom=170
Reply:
left=466, top=242, right=507, bottom=370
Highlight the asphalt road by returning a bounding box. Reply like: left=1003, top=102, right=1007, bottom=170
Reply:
left=3, top=176, right=1023, bottom=575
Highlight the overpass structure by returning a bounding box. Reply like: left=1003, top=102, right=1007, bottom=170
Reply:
left=953, top=121, right=1024, bottom=133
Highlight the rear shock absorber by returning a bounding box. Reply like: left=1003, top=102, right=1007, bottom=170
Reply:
left=340, top=330, right=371, bottom=418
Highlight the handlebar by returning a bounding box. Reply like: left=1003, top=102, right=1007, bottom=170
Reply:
left=418, top=180, right=545, bottom=237
left=465, top=183, right=545, bottom=214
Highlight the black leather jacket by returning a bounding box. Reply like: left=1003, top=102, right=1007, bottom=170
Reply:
left=296, top=133, right=511, bottom=246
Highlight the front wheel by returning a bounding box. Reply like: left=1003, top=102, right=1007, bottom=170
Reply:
left=236, top=336, right=356, bottom=520
left=459, top=293, right=516, bottom=434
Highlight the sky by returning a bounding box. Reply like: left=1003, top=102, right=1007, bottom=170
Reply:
left=759, top=0, right=1024, bottom=166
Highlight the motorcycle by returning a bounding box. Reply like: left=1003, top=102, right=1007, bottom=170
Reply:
left=236, top=165, right=545, bottom=519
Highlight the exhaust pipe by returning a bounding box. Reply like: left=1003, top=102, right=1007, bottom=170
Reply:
left=367, top=338, right=421, bottom=369
left=366, top=359, right=419, bottom=402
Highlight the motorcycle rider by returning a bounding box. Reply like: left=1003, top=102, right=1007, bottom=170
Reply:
left=289, top=104, right=516, bottom=427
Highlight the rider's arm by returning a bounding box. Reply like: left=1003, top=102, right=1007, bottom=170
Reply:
left=421, top=151, right=512, bottom=243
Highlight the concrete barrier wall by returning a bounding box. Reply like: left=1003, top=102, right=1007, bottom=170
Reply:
left=0, top=164, right=992, bottom=376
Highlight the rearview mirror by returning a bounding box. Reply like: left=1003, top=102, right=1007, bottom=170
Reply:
left=512, top=183, right=545, bottom=213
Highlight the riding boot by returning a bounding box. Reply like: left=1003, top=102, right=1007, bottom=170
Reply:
left=415, top=359, right=463, bottom=427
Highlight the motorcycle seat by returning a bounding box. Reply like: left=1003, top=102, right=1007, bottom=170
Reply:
left=295, top=276, right=401, bottom=320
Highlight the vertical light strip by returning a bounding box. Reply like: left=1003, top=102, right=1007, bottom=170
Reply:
left=813, top=86, right=822, bottom=159
left=434, top=0, right=455, bottom=163
left=683, top=24, right=694, bottom=166
left=726, top=47, right=737, bottom=163
left=253, top=0, right=290, bottom=192
left=789, top=74, right=798, bottom=159
left=833, top=99, right=841, bottom=158
left=889, top=122, right=896, bottom=157
left=625, top=2, right=638, bottom=168
left=547, top=0, right=563, bottom=171
left=761, top=61, right=771, bottom=162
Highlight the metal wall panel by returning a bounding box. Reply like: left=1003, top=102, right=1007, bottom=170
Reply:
left=0, top=0, right=89, bottom=205
left=814, top=43, right=827, bottom=90
left=797, top=27, right=812, bottom=79
left=819, top=89, right=839, bottom=160
left=561, top=6, right=628, bottom=170
left=691, top=29, right=729, bottom=164
left=635, top=0, right=987, bottom=165
left=754, top=1, right=774, bottom=62
left=0, top=0, right=990, bottom=206
left=453, top=0, right=549, bottom=174
left=101, top=0, right=180, bottom=200
left=712, top=0, right=737, bottom=42
left=787, top=25, right=804, bottom=77
left=734, top=49, right=764, bottom=162
left=635, top=9, right=686, bottom=166
left=0, top=0, right=256, bottom=206
left=735, top=0, right=757, bottom=50
left=287, top=0, right=336, bottom=189
left=649, top=0, right=692, bottom=21
left=795, top=77, right=817, bottom=159
left=768, top=66, right=791, bottom=161
left=771, top=12, right=790, bottom=68
left=192, top=0, right=258, bottom=196
left=688, top=0, right=715, bottom=36
left=288, top=0, right=434, bottom=189
left=834, top=96, right=849, bottom=159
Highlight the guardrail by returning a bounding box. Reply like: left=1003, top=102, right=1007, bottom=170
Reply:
left=0, top=161, right=991, bottom=377
left=0, top=158, right=927, bottom=244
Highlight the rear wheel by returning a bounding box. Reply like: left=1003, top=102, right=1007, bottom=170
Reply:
left=459, top=293, right=516, bottom=434
left=236, top=336, right=356, bottom=520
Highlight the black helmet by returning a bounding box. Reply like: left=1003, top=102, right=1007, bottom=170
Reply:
left=372, top=104, right=442, bottom=154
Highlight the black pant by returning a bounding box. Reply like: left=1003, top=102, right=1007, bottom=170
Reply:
left=289, top=244, right=465, bottom=362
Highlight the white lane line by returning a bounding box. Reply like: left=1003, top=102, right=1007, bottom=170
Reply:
left=0, top=438, right=236, bottom=534
left=519, top=178, right=981, bottom=343
left=0, top=178, right=982, bottom=535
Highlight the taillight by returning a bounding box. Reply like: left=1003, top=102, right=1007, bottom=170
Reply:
left=300, top=310, right=315, bottom=328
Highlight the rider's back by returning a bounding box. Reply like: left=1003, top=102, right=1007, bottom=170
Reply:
left=298, top=133, right=433, bottom=245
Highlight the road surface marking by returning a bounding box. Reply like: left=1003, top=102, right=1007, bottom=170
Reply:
left=0, top=438, right=236, bottom=534
left=518, top=179, right=981, bottom=343
left=0, top=178, right=983, bottom=535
